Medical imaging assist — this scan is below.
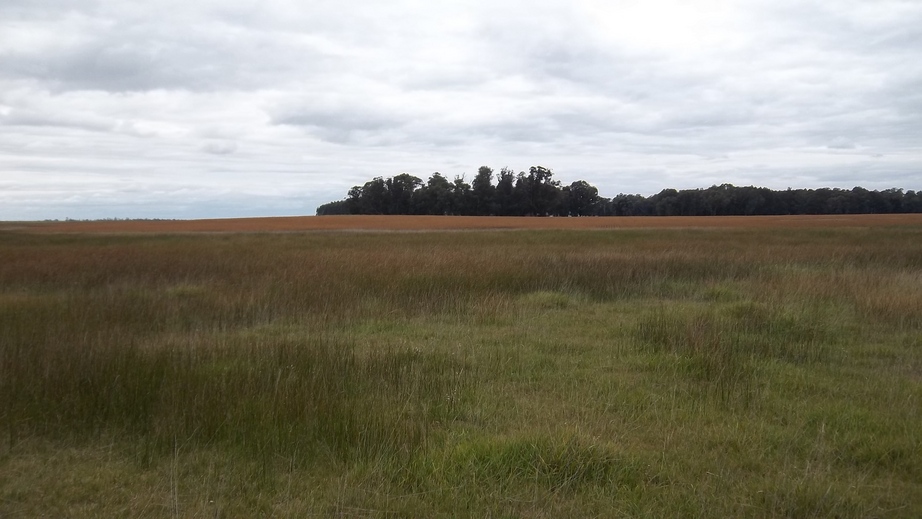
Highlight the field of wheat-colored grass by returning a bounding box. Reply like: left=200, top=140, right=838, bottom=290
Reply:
left=1, top=220, right=920, bottom=517
left=6, top=213, right=922, bottom=233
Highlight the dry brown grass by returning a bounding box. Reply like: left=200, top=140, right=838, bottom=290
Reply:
left=6, top=213, right=922, bottom=233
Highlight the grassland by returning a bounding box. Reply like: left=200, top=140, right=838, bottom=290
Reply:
left=1, top=216, right=920, bottom=517
left=8, top=212, right=922, bottom=233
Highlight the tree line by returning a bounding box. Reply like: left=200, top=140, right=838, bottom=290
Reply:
left=316, top=166, right=922, bottom=216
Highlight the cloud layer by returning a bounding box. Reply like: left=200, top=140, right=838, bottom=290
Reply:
left=2, top=0, right=920, bottom=219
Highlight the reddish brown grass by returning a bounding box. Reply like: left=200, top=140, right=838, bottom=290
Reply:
left=5, top=213, right=922, bottom=233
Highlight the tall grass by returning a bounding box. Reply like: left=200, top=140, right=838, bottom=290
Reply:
left=1, top=227, right=920, bottom=516
left=2, top=305, right=467, bottom=465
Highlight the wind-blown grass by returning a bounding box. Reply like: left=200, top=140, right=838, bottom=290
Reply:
left=1, top=225, right=920, bottom=517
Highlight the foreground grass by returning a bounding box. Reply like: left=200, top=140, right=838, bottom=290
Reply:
left=1, top=226, right=920, bottom=517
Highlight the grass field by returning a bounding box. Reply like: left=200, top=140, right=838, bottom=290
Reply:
left=7, top=213, right=922, bottom=233
left=1, top=215, right=920, bottom=517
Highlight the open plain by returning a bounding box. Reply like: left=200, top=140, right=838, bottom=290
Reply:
left=1, top=214, right=920, bottom=517
left=6, top=213, right=922, bottom=233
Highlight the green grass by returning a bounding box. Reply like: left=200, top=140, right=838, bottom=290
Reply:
left=1, top=227, right=920, bottom=517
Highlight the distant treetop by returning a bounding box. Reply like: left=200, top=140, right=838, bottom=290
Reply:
left=316, top=167, right=922, bottom=216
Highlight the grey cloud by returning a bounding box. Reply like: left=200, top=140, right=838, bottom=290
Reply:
left=1, top=14, right=340, bottom=93
left=1, top=0, right=920, bottom=220
left=828, top=137, right=856, bottom=150
left=201, top=140, right=237, bottom=155
left=272, top=101, right=409, bottom=145
left=273, top=104, right=400, bottom=132
left=0, top=107, right=114, bottom=132
left=114, top=120, right=157, bottom=138
left=0, top=99, right=157, bottom=138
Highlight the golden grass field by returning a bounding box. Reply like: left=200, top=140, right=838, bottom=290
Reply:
left=2, top=213, right=920, bottom=517
left=6, top=212, right=922, bottom=233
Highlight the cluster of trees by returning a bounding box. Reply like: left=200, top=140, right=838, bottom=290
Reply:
left=610, top=184, right=922, bottom=216
left=316, top=166, right=922, bottom=216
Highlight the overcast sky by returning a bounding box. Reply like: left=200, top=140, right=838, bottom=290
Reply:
left=1, top=0, right=920, bottom=220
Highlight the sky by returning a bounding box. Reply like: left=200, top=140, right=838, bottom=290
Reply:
left=1, top=0, right=921, bottom=220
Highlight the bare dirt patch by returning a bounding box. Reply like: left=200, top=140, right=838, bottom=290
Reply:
left=6, top=213, right=922, bottom=233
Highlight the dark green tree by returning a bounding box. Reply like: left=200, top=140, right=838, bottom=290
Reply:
left=495, top=167, right=516, bottom=216
left=359, top=177, right=390, bottom=214
left=386, top=173, right=422, bottom=214
left=315, top=200, right=350, bottom=215
left=318, top=168, right=921, bottom=217
left=472, top=166, right=496, bottom=215
left=652, top=188, right=679, bottom=216
left=450, top=176, right=473, bottom=215
left=412, top=173, right=453, bottom=215
left=513, top=166, right=560, bottom=216
left=566, top=180, right=600, bottom=216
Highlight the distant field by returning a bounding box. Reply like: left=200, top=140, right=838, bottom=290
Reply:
left=2, top=220, right=920, bottom=517
left=6, top=212, right=922, bottom=233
